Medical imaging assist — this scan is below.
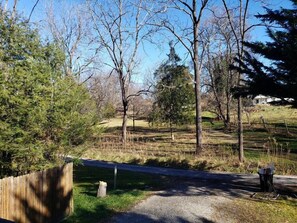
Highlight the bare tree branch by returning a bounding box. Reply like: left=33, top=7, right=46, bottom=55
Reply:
left=27, top=0, right=40, bottom=22
left=46, top=1, right=97, bottom=80
left=89, top=0, right=159, bottom=143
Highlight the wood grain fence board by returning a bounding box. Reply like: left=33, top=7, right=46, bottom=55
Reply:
left=1, top=178, right=5, bottom=219
left=25, top=174, right=30, bottom=223
left=0, top=163, right=73, bottom=223
left=9, top=177, right=12, bottom=219
left=38, top=171, right=42, bottom=223
left=14, top=176, right=19, bottom=222
left=20, top=175, right=26, bottom=223
left=0, top=178, right=2, bottom=217
left=0, top=177, right=3, bottom=217
left=4, top=178, right=8, bottom=219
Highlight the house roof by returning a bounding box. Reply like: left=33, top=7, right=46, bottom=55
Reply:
left=254, top=95, right=268, bottom=99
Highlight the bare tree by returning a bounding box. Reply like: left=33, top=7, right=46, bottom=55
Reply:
left=11, top=0, right=17, bottom=20
left=46, top=1, right=98, bottom=81
left=0, top=0, right=9, bottom=14
left=220, top=0, right=259, bottom=162
left=0, top=0, right=17, bottom=20
left=202, top=10, right=238, bottom=127
left=89, top=0, right=157, bottom=143
left=155, top=0, right=210, bottom=154
left=89, top=74, right=121, bottom=118
left=1, top=0, right=41, bottom=22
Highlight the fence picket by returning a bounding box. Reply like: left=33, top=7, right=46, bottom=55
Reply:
left=0, top=163, right=73, bottom=223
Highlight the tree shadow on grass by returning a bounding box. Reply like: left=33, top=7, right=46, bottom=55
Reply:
left=125, top=157, right=222, bottom=171
left=62, top=204, right=115, bottom=223
left=61, top=165, right=177, bottom=223
left=145, top=158, right=191, bottom=169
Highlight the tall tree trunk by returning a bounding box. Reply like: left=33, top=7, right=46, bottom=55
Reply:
left=170, top=120, right=174, bottom=141
left=122, top=99, right=128, bottom=143
left=221, top=0, right=250, bottom=162
left=161, top=0, right=209, bottom=154
left=193, top=0, right=203, bottom=154
left=226, top=96, right=231, bottom=129
left=132, top=105, right=135, bottom=131
left=226, top=66, right=232, bottom=126
left=238, top=96, right=244, bottom=161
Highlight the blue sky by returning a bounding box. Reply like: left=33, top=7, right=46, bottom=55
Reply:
left=2, top=0, right=294, bottom=83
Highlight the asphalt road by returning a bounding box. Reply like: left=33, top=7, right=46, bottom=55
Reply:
left=81, top=158, right=297, bottom=185
left=81, top=158, right=297, bottom=223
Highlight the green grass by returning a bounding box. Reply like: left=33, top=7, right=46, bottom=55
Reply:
left=217, top=196, right=297, bottom=223
left=64, top=166, right=297, bottom=223
left=247, top=105, right=297, bottom=125
left=63, top=165, right=170, bottom=223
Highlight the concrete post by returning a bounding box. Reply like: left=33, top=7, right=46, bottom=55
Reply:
left=97, top=181, right=107, bottom=197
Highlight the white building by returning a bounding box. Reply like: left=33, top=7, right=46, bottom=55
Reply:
left=252, top=95, right=280, bottom=105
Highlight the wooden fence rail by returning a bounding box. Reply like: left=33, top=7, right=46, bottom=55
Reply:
left=0, top=163, right=73, bottom=223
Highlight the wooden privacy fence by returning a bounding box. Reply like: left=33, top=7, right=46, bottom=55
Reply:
left=0, top=163, right=73, bottom=223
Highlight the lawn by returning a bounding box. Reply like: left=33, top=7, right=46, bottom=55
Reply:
left=65, top=105, right=297, bottom=222
left=82, top=105, right=297, bottom=175
left=64, top=166, right=297, bottom=223
left=63, top=165, right=171, bottom=223
left=216, top=196, right=297, bottom=223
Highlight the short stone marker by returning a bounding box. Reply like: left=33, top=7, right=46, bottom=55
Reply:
left=97, top=181, right=107, bottom=197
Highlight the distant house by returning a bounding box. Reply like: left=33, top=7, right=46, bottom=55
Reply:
left=252, top=95, right=280, bottom=105
left=252, top=95, right=294, bottom=106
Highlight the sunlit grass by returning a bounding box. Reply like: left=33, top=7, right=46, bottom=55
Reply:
left=246, top=105, right=297, bottom=125
left=81, top=105, right=297, bottom=175
left=63, top=165, right=169, bottom=223
left=100, top=117, right=149, bottom=128
left=216, top=197, right=297, bottom=223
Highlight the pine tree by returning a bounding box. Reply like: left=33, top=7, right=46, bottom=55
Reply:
left=237, top=0, right=297, bottom=107
left=0, top=9, right=53, bottom=175
left=150, top=43, right=195, bottom=138
left=0, top=9, right=98, bottom=177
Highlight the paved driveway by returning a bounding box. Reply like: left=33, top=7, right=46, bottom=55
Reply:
left=81, top=159, right=297, bottom=223
left=111, top=180, right=236, bottom=223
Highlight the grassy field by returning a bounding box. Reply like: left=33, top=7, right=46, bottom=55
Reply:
left=65, top=106, right=297, bottom=222
left=63, top=165, right=171, bottom=223
left=82, top=105, right=297, bottom=175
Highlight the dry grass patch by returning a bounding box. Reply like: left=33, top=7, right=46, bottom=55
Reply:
left=82, top=106, right=297, bottom=175
left=215, top=196, right=297, bottom=223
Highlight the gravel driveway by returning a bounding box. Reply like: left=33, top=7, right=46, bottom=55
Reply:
left=81, top=159, right=297, bottom=223
left=111, top=179, right=235, bottom=223
left=111, top=176, right=257, bottom=223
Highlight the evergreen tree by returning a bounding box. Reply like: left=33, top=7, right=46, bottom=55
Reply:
left=236, top=0, right=297, bottom=107
left=150, top=44, right=195, bottom=138
left=0, top=9, right=98, bottom=177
